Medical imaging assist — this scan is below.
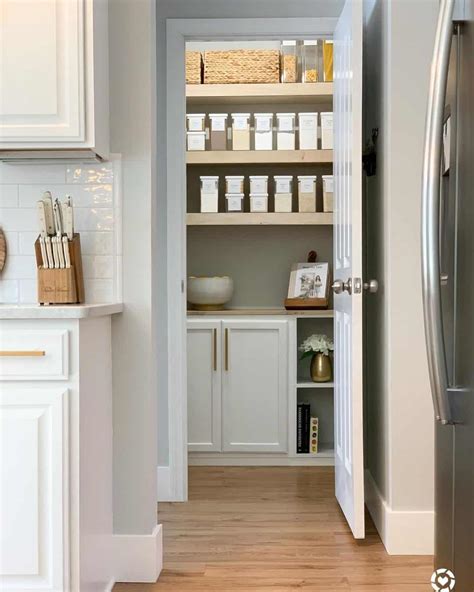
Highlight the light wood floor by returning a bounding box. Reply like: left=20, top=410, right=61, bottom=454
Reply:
left=114, top=467, right=433, bottom=591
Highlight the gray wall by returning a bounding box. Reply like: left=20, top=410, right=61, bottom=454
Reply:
left=364, top=0, right=438, bottom=513
left=156, top=0, right=344, bottom=467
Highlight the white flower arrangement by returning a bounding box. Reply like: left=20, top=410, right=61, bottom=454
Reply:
left=299, top=334, right=334, bottom=359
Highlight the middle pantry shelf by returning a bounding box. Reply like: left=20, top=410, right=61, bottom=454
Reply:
left=187, top=149, right=333, bottom=165
left=187, top=212, right=333, bottom=225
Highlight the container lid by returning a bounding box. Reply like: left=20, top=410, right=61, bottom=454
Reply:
left=209, top=113, right=228, bottom=119
left=303, top=40, right=318, bottom=46
left=225, top=175, right=245, bottom=179
left=325, top=40, right=334, bottom=44
left=274, top=175, right=293, bottom=180
left=320, top=111, right=333, bottom=117
left=276, top=112, right=296, bottom=118
left=186, top=113, right=206, bottom=118
left=254, top=113, right=273, bottom=119
left=231, top=113, right=251, bottom=118
left=200, top=175, right=219, bottom=180
left=249, top=175, right=269, bottom=180
left=322, top=175, right=334, bottom=180
left=250, top=193, right=269, bottom=198
left=282, top=40, right=297, bottom=46
left=187, top=130, right=206, bottom=135
left=298, top=112, right=318, bottom=117
left=225, top=193, right=244, bottom=198
left=298, top=175, right=317, bottom=180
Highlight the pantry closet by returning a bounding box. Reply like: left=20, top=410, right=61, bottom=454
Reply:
left=163, top=5, right=365, bottom=539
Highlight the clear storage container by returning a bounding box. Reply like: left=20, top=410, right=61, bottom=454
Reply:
left=298, top=112, right=318, bottom=150
left=276, top=113, right=296, bottom=150
left=231, top=113, right=251, bottom=150
left=225, top=193, right=244, bottom=212
left=186, top=113, right=206, bottom=131
left=225, top=175, right=245, bottom=194
left=200, top=176, right=219, bottom=213
left=209, top=114, right=228, bottom=150
left=249, top=175, right=269, bottom=194
left=254, top=113, right=273, bottom=150
left=320, top=112, right=333, bottom=149
left=322, top=175, right=334, bottom=212
left=274, top=175, right=293, bottom=213
left=323, top=40, right=334, bottom=82
left=280, top=40, right=298, bottom=83
left=302, top=41, right=320, bottom=83
left=250, top=194, right=269, bottom=212
left=298, top=175, right=317, bottom=212
left=187, top=131, right=206, bottom=151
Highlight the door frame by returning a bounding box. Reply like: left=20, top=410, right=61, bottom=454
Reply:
left=163, top=16, right=338, bottom=501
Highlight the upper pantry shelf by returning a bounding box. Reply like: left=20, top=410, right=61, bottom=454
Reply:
left=186, top=83, right=333, bottom=105
left=187, top=150, right=332, bottom=165
left=187, top=213, right=333, bottom=226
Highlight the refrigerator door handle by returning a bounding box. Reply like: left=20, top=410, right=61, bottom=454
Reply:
left=421, top=0, right=455, bottom=425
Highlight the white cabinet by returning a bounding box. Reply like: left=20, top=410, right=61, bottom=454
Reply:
left=187, top=318, right=288, bottom=454
left=187, top=321, right=221, bottom=451
left=0, top=388, right=69, bottom=591
left=0, top=0, right=109, bottom=159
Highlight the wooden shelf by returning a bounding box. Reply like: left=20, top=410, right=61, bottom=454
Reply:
left=187, top=212, right=333, bottom=226
left=186, top=149, right=333, bottom=165
left=297, top=381, right=334, bottom=389
left=294, top=447, right=334, bottom=459
left=186, top=82, right=333, bottom=105
left=187, top=308, right=334, bottom=318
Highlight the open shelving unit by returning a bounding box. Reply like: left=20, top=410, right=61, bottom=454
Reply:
left=297, top=381, right=334, bottom=389
left=187, top=212, right=333, bottom=226
left=187, top=149, right=333, bottom=165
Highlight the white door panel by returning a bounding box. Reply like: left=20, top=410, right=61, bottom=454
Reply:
left=187, top=321, right=222, bottom=452
left=333, top=0, right=365, bottom=538
left=222, top=320, right=288, bottom=452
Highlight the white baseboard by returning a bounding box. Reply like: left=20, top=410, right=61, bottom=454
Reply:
left=188, top=452, right=335, bottom=467
left=157, top=465, right=173, bottom=501
left=112, top=524, right=163, bottom=583
left=365, top=470, right=434, bottom=555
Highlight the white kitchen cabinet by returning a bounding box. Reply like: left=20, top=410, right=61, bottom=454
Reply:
left=187, top=318, right=288, bottom=455
left=0, top=388, right=68, bottom=591
left=0, top=0, right=109, bottom=160
left=222, top=320, right=288, bottom=452
left=187, top=320, right=222, bottom=451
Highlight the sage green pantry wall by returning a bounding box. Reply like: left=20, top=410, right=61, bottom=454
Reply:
left=155, top=0, right=345, bottom=468
left=364, top=0, right=438, bottom=554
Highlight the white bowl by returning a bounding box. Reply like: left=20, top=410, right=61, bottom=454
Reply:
left=187, top=276, right=234, bottom=310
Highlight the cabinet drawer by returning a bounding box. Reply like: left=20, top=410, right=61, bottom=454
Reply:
left=0, top=330, right=69, bottom=381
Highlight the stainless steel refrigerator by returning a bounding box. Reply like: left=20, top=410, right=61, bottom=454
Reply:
left=422, top=0, right=474, bottom=590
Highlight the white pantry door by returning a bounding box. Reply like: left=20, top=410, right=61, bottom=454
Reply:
left=333, top=0, right=365, bottom=538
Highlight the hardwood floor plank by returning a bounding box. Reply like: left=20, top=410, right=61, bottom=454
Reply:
left=114, top=467, right=433, bottom=592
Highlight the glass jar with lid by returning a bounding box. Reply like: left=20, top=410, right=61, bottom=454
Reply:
left=302, top=40, right=321, bottom=83
left=280, top=40, right=298, bottom=83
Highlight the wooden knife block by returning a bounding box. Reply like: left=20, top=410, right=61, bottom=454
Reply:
left=35, top=234, right=85, bottom=305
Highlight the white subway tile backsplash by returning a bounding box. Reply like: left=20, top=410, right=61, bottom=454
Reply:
left=80, top=232, right=113, bottom=255
left=0, top=208, right=38, bottom=231
left=74, top=208, right=114, bottom=231
left=19, top=232, right=38, bottom=255
left=0, top=280, right=19, bottom=304
left=66, top=163, right=114, bottom=184
left=1, top=255, right=36, bottom=280
left=0, top=162, right=66, bottom=184
left=2, top=232, right=19, bottom=255
left=84, top=279, right=115, bottom=303
left=19, top=184, right=113, bottom=208
left=19, top=280, right=37, bottom=304
left=82, top=255, right=114, bottom=279
left=0, top=185, right=18, bottom=207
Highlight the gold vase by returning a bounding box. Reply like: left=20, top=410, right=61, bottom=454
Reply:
left=310, top=353, right=332, bottom=382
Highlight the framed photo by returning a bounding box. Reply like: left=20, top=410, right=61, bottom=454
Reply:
left=288, top=262, right=329, bottom=299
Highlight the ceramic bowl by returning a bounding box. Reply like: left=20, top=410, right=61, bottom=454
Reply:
left=187, top=276, right=234, bottom=310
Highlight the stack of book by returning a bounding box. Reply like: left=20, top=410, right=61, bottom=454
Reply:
left=297, top=403, right=319, bottom=454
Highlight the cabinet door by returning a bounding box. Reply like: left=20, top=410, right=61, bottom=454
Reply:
left=0, top=0, right=85, bottom=144
left=0, top=388, right=69, bottom=591
left=222, top=320, right=288, bottom=452
left=187, top=320, right=221, bottom=452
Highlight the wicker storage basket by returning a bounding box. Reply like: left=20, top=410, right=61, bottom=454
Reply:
left=186, top=51, right=202, bottom=84
left=204, top=50, right=280, bottom=84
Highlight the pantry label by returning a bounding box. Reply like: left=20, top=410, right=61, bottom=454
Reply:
left=211, top=117, right=226, bottom=131
left=233, top=116, right=249, bottom=130
left=278, top=116, right=294, bottom=132
left=324, top=177, right=334, bottom=193
left=300, top=178, right=315, bottom=193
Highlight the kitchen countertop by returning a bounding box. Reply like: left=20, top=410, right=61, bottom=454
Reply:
left=0, top=303, right=124, bottom=319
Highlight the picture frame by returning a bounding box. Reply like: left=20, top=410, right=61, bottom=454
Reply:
left=285, top=262, right=330, bottom=309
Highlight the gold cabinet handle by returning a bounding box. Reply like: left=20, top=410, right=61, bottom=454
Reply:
left=224, top=328, right=229, bottom=371
left=0, top=350, right=46, bottom=357
left=213, top=328, right=217, bottom=372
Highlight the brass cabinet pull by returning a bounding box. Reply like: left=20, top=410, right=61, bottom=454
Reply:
left=213, top=328, right=217, bottom=372
left=225, top=328, right=229, bottom=371
left=0, top=350, right=46, bottom=357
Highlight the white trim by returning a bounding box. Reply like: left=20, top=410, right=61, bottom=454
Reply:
left=365, top=470, right=434, bottom=555
left=112, top=525, right=163, bottom=583
left=157, top=465, right=173, bottom=501
left=163, top=14, right=339, bottom=508
left=189, top=452, right=334, bottom=467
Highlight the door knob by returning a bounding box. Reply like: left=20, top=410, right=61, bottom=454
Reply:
left=332, top=278, right=352, bottom=295
left=363, top=279, right=378, bottom=293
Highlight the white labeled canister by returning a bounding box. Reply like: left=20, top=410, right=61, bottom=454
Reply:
left=254, top=113, right=274, bottom=150
left=322, top=175, right=334, bottom=212
left=274, top=175, right=293, bottom=194
left=298, top=112, right=318, bottom=150
left=225, top=193, right=244, bottom=212
left=186, top=113, right=206, bottom=131
left=231, top=113, right=251, bottom=150
left=187, top=131, right=206, bottom=151
left=276, top=113, right=296, bottom=150
left=249, top=175, right=269, bottom=194
left=249, top=193, right=269, bottom=212
left=225, top=175, right=245, bottom=194
left=320, top=112, right=333, bottom=150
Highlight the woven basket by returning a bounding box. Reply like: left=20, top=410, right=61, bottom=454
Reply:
left=204, top=50, right=280, bottom=84
left=186, top=51, right=202, bottom=84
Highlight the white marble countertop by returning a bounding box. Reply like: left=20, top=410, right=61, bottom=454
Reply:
left=0, top=303, right=124, bottom=319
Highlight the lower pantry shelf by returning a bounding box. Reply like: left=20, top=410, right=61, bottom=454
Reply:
left=188, top=448, right=335, bottom=467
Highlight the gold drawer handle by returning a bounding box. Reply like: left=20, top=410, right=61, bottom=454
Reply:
left=0, top=351, right=46, bottom=357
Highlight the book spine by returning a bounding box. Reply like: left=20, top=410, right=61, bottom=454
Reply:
left=301, top=404, right=310, bottom=453
left=309, top=417, right=319, bottom=454
left=297, top=403, right=304, bottom=453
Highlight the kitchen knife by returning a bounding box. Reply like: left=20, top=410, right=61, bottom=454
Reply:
left=53, top=200, right=65, bottom=268
left=42, top=191, right=55, bottom=235
left=37, top=200, right=48, bottom=268
left=62, top=197, right=74, bottom=241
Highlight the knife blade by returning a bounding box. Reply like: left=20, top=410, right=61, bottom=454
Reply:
left=53, top=200, right=65, bottom=268
left=42, top=191, right=55, bottom=235
left=63, top=196, right=74, bottom=240
left=37, top=200, right=49, bottom=268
